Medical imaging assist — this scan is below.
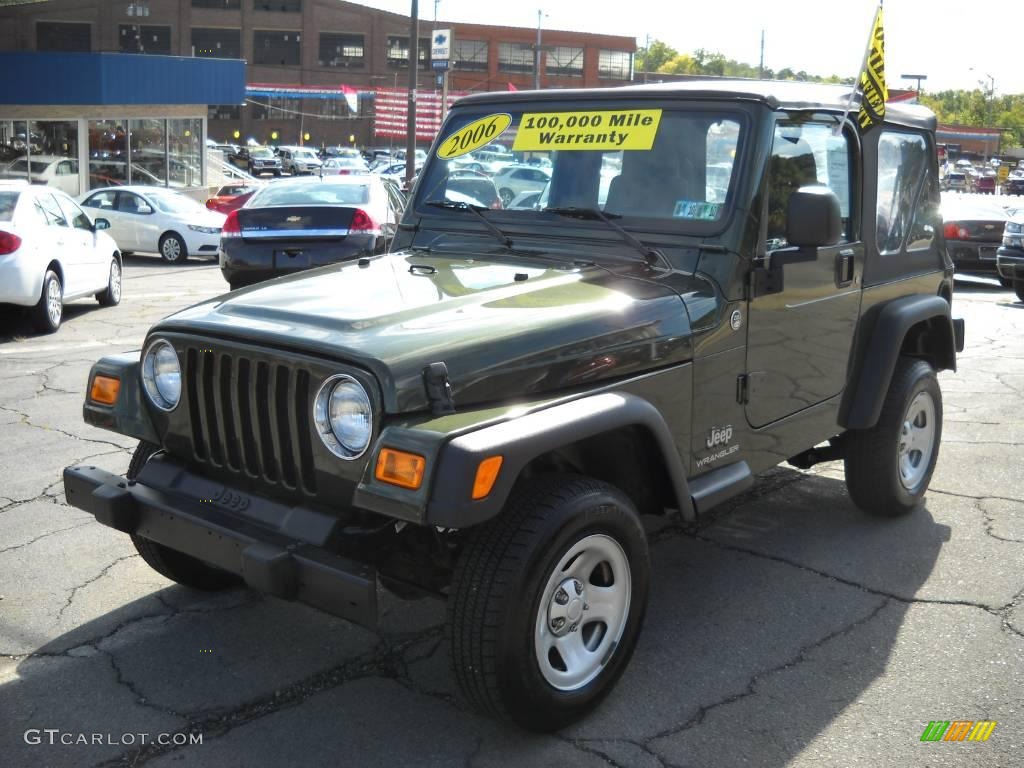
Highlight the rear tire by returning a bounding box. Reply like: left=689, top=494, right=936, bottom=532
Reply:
left=844, top=357, right=942, bottom=517
left=30, top=269, right=62, bottom=333
left=96, top=257, right=121, bottom=306
left=449, top=475, right=649, bottom=732
left=498, top=188, right=514, bottom=207
left=127, top=441, right=240, bottom=591
left=1015, top=281, right=1024, bottom=303
left=159, top=232, right=187, bottom=264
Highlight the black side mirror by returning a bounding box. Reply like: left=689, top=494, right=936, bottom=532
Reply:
left=93, top=218, right=110, bottom=230
left=786, top=186, right=841, bottom=247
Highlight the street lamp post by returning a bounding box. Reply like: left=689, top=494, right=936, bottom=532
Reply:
left=534, top=9, right=543, bottom=90
left=406, top=0, right=419, bottom=188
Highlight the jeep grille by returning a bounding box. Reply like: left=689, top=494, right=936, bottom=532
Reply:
left=184, top=347, right=318, bottom=495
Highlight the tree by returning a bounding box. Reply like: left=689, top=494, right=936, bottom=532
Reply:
left=636, top=40, right=677, bottom=73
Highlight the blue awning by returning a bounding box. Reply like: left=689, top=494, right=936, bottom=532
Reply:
left=0, top=52, right=245, bottom=106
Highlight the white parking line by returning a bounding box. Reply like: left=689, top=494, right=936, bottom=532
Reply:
left=129, top=291, right=222, bottom=299
left=0, top=339, right=131, bottom=355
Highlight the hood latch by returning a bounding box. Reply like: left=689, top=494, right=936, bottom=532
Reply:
left=423, top=362, right=456, bottom=416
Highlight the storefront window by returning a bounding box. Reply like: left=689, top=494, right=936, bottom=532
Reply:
left=0, top=121, right=80, bottom=195
left=129, top=119, right=166, bottom=186
left=88, top=119, right=129, bottom=190
left=169, top=118, right=202, bottom=187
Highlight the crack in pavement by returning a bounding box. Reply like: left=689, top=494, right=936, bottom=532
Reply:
left=57, top=555, right=140, bottom=622
left=687, top=534, right=1024, bottom=647
left=2, top=591, right=260, bottom=661
left=0, top=404, right=129, bottom=452
left=641, top=599, right=891, bottom=751
left=576, top=738, right=681, bottom=768
left=0, top=520, right=95, bottom=556
left=94, top=625, right=447, bottom=768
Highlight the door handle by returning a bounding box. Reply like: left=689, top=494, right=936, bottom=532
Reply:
left=835, top=250, right=855, bottom=288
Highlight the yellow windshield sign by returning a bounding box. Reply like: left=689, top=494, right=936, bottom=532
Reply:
left=438, top=113, right=513, bottom=159
left=512, top=109, right=662, bottom=151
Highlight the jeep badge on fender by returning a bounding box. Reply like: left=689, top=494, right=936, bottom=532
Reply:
left=64, top=79, right=963, bottom=733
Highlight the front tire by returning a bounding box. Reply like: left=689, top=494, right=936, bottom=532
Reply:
left=498, top=187, right=514, bottom=207
left=1015, top=281, right=1024, bottom=303
left=30, top=269, right=62, bottom=333
left=96, top=257, right=121, bottom=306
left=127, top=441, right=240, bottom=591
left=844, top=357, right=942, bottom=516
left=449, top=475, right=649, bottom=732
left=159, top=232, right=188, bottom=264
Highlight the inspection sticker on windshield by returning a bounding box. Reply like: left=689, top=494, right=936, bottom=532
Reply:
left=673, top=200, right=721, bottom=220
left=438, top=113, right=513, bottom=159
left=512, top=109, right=662, bottom=151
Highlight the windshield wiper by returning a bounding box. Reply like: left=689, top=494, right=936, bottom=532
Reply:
left=543, top=206, right=669, bottom=269
left=425, top=200, right=513, bottom=250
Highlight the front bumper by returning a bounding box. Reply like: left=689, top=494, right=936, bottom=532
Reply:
left=63, top=457, right=378, bottom=627
left=996, top=247, right=1024, bottom=281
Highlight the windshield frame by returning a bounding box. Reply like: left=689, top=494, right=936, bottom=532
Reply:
left=412, top=98, right=751, bottom=239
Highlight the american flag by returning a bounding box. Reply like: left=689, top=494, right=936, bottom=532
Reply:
left=373, top=88, right=470, bottom=141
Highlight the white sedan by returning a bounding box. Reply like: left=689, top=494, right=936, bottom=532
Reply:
left=80, top=186, right=225, bottom=263
left=0, top=182, right=121, bottom=333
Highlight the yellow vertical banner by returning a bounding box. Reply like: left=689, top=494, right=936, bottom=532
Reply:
left=857, top=5, right=887, bottom=131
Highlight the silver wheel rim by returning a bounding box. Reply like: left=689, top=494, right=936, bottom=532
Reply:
left=109, top=260, right=121, bottom=302
left=898, top=390, right=936, bottom=490
left=46, top=276, right=61, bottom=326
left=162, top=237, right=181, bottom=260
left=534, top=533, right=631, bottom=691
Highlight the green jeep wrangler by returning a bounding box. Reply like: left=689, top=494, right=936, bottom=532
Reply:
left=65, top=81, right=964, bottom=732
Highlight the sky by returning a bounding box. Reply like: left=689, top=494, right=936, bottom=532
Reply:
left=358, top=0, right=1024, bottom=96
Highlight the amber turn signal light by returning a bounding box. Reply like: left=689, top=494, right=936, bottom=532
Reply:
left=89, top=375, right=120, bottom=406
left=375, top=448, right=426, bottom=490
left=472, top=455, right=504, bottom=500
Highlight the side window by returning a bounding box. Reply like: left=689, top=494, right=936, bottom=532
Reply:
left=37, top=193, right=68, bottom=227
left=117, top=193, right=142, bottom=213
left=876, top=131, right=931, bottom=255
left=85, top=190, right=117, bottom=209
left=56, top=195, right=93, bottom=231
left=767, top=122, right=854, bottom=248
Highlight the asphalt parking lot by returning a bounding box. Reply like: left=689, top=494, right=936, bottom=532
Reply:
left=0, top=258, right=1022, bottom=767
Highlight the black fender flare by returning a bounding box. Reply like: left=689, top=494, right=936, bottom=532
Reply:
left=425, top=392, right=692, bottom=528
left=840, top=294, right=956, bottom=430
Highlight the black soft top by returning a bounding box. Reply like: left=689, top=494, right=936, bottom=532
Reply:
left=456, top=78, right=936, bottom=132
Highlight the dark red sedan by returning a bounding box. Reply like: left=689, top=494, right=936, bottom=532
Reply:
left=205, top=184, right=258, bottom=215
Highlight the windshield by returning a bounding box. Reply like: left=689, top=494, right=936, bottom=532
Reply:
left=250, top=182, right=370, bottom=206
left=251, top=149, right=274, bottom=159
left=146, top=192, right=205, bottom=215
left=415, top=104, right=744, bottom=229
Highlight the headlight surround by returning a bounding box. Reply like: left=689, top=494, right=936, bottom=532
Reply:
left=142, top=339, right=181, bottom=411
left=1006, top=222, right=1022, bottom=234
left=313, top=374, right=373, bottom=459
left=188, top=224, right=221, bottom=234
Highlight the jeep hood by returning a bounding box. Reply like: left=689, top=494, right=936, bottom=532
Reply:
left=155, top=252, right=697, bottom=413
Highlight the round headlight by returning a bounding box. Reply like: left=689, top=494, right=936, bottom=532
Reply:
left=313, top=375, right=372, bottom=459
left=142, top=339, right=181, bottom=411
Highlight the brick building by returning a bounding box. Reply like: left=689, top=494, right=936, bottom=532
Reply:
left=0, top=0, right=636, bottom=147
